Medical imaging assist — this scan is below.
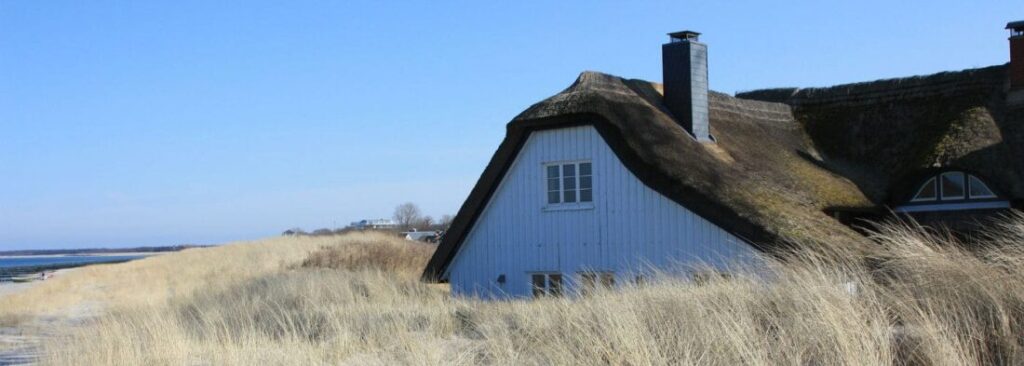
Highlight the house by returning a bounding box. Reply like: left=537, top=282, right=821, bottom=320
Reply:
left=423, top=22, right=1024, bottom=299
left=349, top=219, right=397, bottom=230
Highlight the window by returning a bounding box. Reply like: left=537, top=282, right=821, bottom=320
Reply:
left=545, top=161, right=593, bottom=205
left=909, top=171, right=999, bottom=203
left=968, top=175, right=996, bottom=198
left=531, top=273, right=563, bottom=298
left=911, top=177, right=937, bottom=202
left=940, top=172, right=965, bottom=200
left=579, top=271, right=615, bottom=295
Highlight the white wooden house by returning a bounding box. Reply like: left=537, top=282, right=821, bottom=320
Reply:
left=423, top=28, right=1024, bottom=299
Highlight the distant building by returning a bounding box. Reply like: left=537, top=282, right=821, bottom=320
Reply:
left=349, top=219, right=397, bottom=230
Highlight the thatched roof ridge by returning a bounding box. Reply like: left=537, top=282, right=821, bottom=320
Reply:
left=737, top=65, right=1007, bottom=106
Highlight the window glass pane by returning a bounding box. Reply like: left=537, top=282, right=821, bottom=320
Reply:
left=562, top=164, right=576, bottom=177
left=548, top=191, right=560, bottom=204
left=968, top=175, right=996, bottom=198
left=564, top=189, right=576, bottom=203
left=941, top=172, right=965, bottom=200
left=580, top=176, right=592, bottom=190
left=579, top=162, right=592, bottom=176
left=546, top=165, right=560, bottom=179
left=563, top=175, right=576, bottom=190
left=549, top=274, right=563, bottom=296
left=547, top=178, right=560, bottom=191
left=580, top=189, right=592, bottom=202
left=912, top=178, right=937, bottom=201
left=532, top=274, right=546, bottom=297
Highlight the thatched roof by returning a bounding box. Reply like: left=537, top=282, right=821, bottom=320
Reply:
left=423, top=64, right=1024, bottom=282
left=739, top=65, right=1023, bottom=204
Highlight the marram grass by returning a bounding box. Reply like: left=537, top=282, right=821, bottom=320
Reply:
left=5, top=217, right=1024, bottom=365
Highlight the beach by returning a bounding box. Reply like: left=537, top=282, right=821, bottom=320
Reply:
left=0, top=282, right=35, bottom=299
left=0, top=252, right=160, bottom=259
left=0, top=269, right=73, bottom=299
left=0, top=270, right=62, bottom=365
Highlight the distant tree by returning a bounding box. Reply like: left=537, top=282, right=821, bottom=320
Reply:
left=393, top=202, right=422, bottom=230
left=283, top=228, right=306, bottom=236
left=414, top=215, right=435, bottom=231
left=439, top=214, right=454, bottom=229
left=312, top=228, right=333, bottom=236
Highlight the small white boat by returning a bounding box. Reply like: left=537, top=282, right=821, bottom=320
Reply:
left=10, top=275, right=37, bottom=283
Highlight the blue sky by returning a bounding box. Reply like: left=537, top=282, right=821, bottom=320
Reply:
left=0, top=1, right=1018, bottom=249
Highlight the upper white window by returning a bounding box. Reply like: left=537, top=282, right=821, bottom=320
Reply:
left=910, top=171, right=997, bottom=202
left=546, top=161, right=592, bottom=205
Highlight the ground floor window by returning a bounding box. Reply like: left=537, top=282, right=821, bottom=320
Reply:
left=579, top=271, right=615, bottom=295
left=531, top=273, right=563, bottom=298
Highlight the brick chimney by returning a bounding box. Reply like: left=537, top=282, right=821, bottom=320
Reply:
left=1009, top=21, right=1024, bottom=89
left=662, top=30, right=711, bottom=142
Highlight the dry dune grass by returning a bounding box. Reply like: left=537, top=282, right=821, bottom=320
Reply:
left=0, top=232, right=402, bottom=324
left=299, top=235, right=435, bottom=280
left=10, top=215, right=1024, bottom=365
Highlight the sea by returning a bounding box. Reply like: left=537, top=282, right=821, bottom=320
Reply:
left=0, top=255, right=145, bottom=270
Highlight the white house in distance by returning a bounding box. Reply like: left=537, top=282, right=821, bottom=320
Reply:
left=349, top=219, right=397, bottom=230
left=423, top=25, right=1024, bottom=299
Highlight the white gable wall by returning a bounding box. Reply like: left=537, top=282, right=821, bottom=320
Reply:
left=446, top=125, right=760, bottom=298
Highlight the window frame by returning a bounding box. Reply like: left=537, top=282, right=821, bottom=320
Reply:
left=578, top=270, right=615, bottom=295
left=543, top=160, right=594, bottom=211
left=530, top=272, right=563, bottom=298
left=939, top=172, right=966, bottom=200
left=967, top=175, right=997, bottom=199
left=908, top=171, right=1001, bottom=204
left=910, top=177, right=938, bottom=202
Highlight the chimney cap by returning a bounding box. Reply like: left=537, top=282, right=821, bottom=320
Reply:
left=668, top=30, right=701, bottom=42
left=1007, top=20, right=1024, bottom=30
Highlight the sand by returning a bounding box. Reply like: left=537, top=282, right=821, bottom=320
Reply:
left=0, top=268, right=83, bottom=365
left=0, top=282, right=35, bottom=299
left=0, top=269, right=75, bottom=300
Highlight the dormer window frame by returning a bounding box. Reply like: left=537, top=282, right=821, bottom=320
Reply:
left=909, top=171, right=1000, bottom=203
left=899, top=171, right=1008, bottom=213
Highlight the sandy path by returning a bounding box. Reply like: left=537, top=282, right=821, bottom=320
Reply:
left=0, top=283, right=35, bottom=299
left=0, top=269, right=84, bottom=365
left=0, top=327, right=40, bottom=365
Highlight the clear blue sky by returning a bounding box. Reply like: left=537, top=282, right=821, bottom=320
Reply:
left=0, top=1, right=1018, bottom=249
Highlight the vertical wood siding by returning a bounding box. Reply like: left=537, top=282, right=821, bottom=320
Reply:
left=447, top=125, right=760, bottom=299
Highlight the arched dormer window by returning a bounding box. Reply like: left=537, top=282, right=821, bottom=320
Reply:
left=899, top=171, right=1008, bottom=213
left=911, top=171, right=997, bottom=202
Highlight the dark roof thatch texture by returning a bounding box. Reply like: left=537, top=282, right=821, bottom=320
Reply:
left=739, top=65, right=1024, bottom=204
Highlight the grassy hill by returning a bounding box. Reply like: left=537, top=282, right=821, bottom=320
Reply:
left=3, top=217, right=1024, bottom=365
